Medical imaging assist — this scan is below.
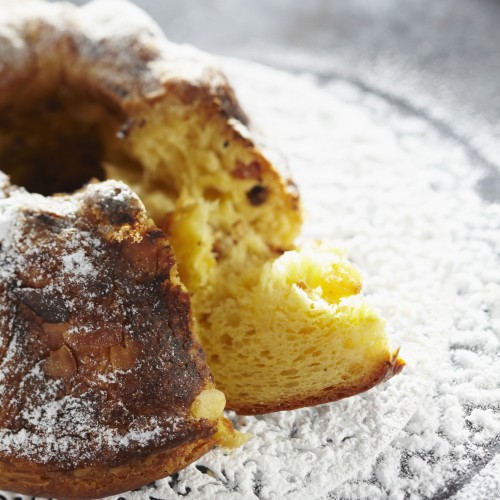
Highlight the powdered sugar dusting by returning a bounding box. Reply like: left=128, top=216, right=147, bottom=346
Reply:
left=1, top=386, right=172, bottom=467
left=1, top=50, right=498, bottom=500
left=92, top=60, right=498, bottom=499
left=61, top=249, right=98, bottom=281
left=0, top=180, right=210, bottom=475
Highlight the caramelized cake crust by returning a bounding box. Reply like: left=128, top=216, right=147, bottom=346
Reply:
left=0, top=175, right=243, bottom=498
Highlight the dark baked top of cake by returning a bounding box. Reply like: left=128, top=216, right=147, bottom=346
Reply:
left=0, top=174, right=214, bottom=470
left=0, top=0, right=247, bottom=122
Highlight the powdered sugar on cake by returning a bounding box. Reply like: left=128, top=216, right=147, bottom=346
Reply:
left=0, top=179, right=211, bottom=471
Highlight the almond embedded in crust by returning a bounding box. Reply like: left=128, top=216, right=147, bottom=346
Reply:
left=42, top=345, right=77, bottom=380
left=110, top=339, right=139, bottom=371
left=41, top=322, right=70, bottom=350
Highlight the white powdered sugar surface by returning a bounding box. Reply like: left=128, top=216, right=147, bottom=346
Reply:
left=3, top=60, right=500, bottom=499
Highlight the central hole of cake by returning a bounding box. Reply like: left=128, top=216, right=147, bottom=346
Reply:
left=0, top=87, right=130, bottom=196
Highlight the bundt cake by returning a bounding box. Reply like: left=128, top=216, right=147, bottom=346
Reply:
left=0, top=174, right=246, bottom=499
left=0, top=0, right=403, bottom=416
left=0, top=2, right=404, bottom=496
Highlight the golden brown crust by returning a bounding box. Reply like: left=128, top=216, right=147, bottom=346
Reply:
left=0, top=415, right=246, bottom=499
left=228, top=353, right=406, bottom=415
left=0, top=434, right=217, bottom=500
left=0, top=1, right=246, bottom=120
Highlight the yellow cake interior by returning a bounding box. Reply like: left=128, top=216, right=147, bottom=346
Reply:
left=0, top=82, right=403, bottom=414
